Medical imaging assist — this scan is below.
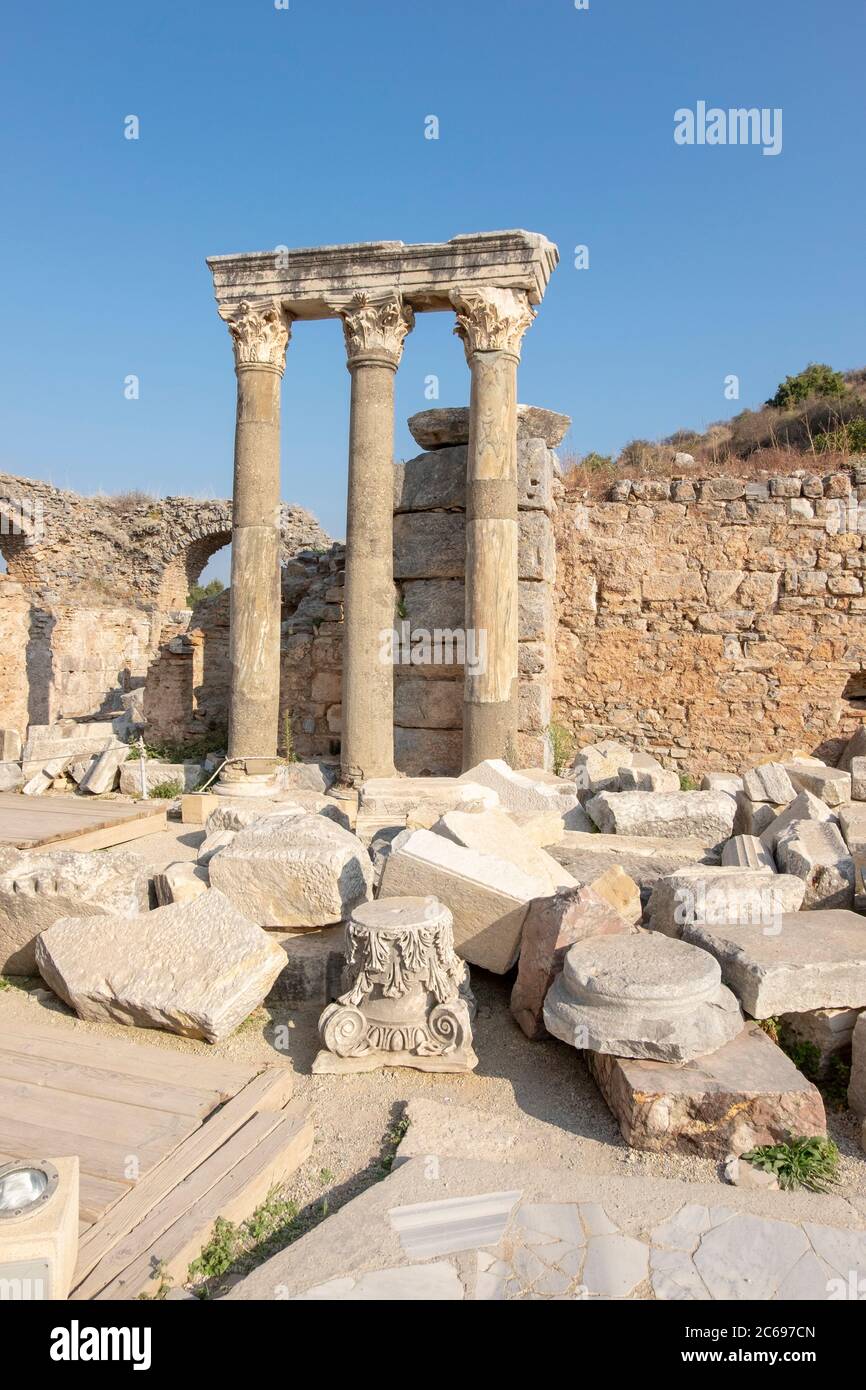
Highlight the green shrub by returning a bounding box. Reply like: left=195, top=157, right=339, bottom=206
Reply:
left=742, top=1136, right=839, bottom=1193
left=814, top=418, right=866, bottom=454
left=767, top=363, right=848, bottom=409
left=547, top=721, right=575, bottom=776
left=150, top=779, right=184, bottom=799
left=679, top=772, right=699, bottom=791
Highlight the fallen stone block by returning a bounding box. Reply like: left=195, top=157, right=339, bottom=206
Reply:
left=776, top=820, right=855, bottom=909
left=585, top=790, right=735, bottom=844
left=837, top=724, right=866, bottom=773
left=197, top=828, right=238, bottom=866
left=617, top=758, right=679, bottom=794
left=732, top=793, right=782, bottom=837
left=509, top=808, right=572, bottom=846
left=587, top=1023, right=826, bottom=1155
left=379, top=827, right=549, bottom=973
left=35, top=889, right=285, bottom=1043
left=267, top=926, right=346, bottom=1008
left=21, top=718, right=129, bottom=779
left=0, top=729, right=22, bottom=761
left=119, top=761, right=202, bottom=797
left=543, top=932, right=743, bottom=1063
left=68, top=757, right=97, bottom=785
left=0, top=761, right=23, bottom=792
left=701, top=773, right=743, bottom=797
left=432, top=807, right=576, bottom=893
left=153, top=861, right=209, bottom=906
left=209, top=811, right=373, bottom=928
left=589, top=865, right=642, bottom=926
left=0, top=847, right=149, bottom=974
left=721, top=835, right=776, bottom=870
left=78, top=744, right=130, bottom=795
left=681, top=910, right=866, bottom=1017
left=849, top=1012, right=866, bottom=1117
left=22, top=771, right=51, bottom=796
left=571, top=740, right=632, bottom=798
left=779, top=1007, right=862, bottom=1078
left=759, top=790, right=838, bottom=854
left=784, top=761, right=851, bottom=808
left=356, top=776, right=498, bottom=838
left=742, top=763, right=796, bottom=804
left=851, top=756, right=866, bottom=802
left=549, top=831, right=717, bottom=904
left=647, top=867, right=805, bottom=938
left=278, top=761, right=337, bottom=794
left=510, top=886, right=629, bottom=1039
left=459, top=759, right=578, bottom=818
left=839, top=803, right=866, bottom=853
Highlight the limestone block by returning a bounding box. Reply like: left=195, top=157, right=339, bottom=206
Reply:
left=0, top=761, right=23, bottom=791
left=432, top=807, right=576, bottom=893
left=406, top=403, right=570, bottom=451
left=0, top=729, right=22, bottom=761
left=849, top=1012, right=866, bottom=1117
left=701, top=773, right=743, bottom=797
left=850, top=756, right=866, bottom=801
left=647, top=867, right=805, bottom=938
left=459, top=759, right=579, bottom=818
left=36, top=890, right=285, bottom=1043
left=585, top=790, right=735, bottom=845
left=617, top=761, right=680, bottom=794
left=21, top=719, right=129, bottom=778
left=153, top=861, right=210, bottom=906
left=209, top=811, right=373, bottom=928
left=393, top=445, right=465, bottom=512
left=721, top=835, right=776, bottom=870
left=779, top=1007, right=862, bottom=1078
left=518, top=581, right=554, bottom=642
left=78, top=745, right=130, bottom=795
left=357, top=776, right=499, bottom=835
left=198, top=828, right=237, bottom=865
left=732, top=794, right=781, bottom=838
left=267, top=926, right=346, bottom=1007
left=681, top=910, right=866, bottom=1017
left=394, top=727, right=462, bottom=776
left=783, top=761, right=851, bottom=808
left=118, top=761, right=201, bottom=797
left=393, top=512, right=464, bottom=580
left=379, top=827, right=549, bottom=973
left=549, top=831, right=717, bottom=901
left=508, top=808, right=569, bottom=847
left=400, top=578, right=464, bottom=634
left=741, top=763, right=796, bottom=804
left=22, top=771, right=51, bottom=796
left=0, top=847, right=149, bottom=974
left=543, top=933, right=743, bottom=1063
left=759, top=790, right=838, bottom=854
left=393, top=678, right=462, bottom=730
left=836, top=723, right=866, bottom=773
left=775, top=820, right=855, bottom=909
left=589, top=865, right=642, bottom=925
left=588, top=1023, right=825, bottom=1155
left=572, top=741, right=632, bottom=798
left=518, top=510, right=556, bottom=582
left=510, top=886, right=629, bottom=1039
left=839, top=803, right=866, bottom=853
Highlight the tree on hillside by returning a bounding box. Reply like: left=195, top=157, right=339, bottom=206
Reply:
left=187, top=578, right=225, bottom=607
left=766, top=363, right=847, bottom=409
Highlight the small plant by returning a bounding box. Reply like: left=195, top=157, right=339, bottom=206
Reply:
left=280, top=708, right=297, bottom=763
left=758, top=1016, right=781, bottom=1044
left=394, top=594, right=407, bottom=620
left=319, top=1168, right=334, bottom=1185
left=679, top=772, right=699, bottom=791
left=187, top=1186, right=302, bottom=1296
left=778, top=1033, right=822, bottom=1080
left=822, top=1054, right=852, bottom=1111
left=547, top=720, right=575, bottom=776
left=742, top=1136, right=840, bottom=1193
left=379, top=1113, right=410, bottom=1176
left=149, top=778, right=184, bottom=799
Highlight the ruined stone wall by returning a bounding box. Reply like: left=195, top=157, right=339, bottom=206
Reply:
left=0, top=575, right=30, bottom=737
left=554, top=466, right=866, bottom=774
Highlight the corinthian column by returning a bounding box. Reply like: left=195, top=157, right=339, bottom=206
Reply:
left=451, top=286, right=535, bottom=770
left=218, top=298, right=290, bottom=784
left=332, top=291, right=414, bottom=785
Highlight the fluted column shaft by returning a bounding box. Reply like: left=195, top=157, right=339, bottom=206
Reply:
left=451, top=287, right=534, bottom=769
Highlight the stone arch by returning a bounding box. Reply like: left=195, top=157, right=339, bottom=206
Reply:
left=0, top=499, right=45, bottom=587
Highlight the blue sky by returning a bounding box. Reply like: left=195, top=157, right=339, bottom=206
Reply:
left=1, top=0, right=863, bottom=579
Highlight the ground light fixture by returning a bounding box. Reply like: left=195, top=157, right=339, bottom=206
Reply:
left=0, top=1156, right=79, bottom=1300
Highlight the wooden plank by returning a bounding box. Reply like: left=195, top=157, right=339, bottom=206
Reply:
left=0, top=1077, right=203, bottom=1150
left=0, top=1049, right=224, bottom=1119
left=48, top=811, right=168, bottom=851
left=0, top=1019, right=259, bottom=1097
left=74, top=1067, right=296, bottom=1283
left=0, top=1115, right=173, bottom=1187
left=0, top=1150, right=126, bottom=1225
left=0, top=794, right=168, bottom=850
left=88, top=1108, right=314, bottom=1299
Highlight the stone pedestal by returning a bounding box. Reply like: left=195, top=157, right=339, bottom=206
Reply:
left=543, top=932, right=743, bottom=1063
left=313, top=896, right=477, bottom=1073
left=451, top=288, right=534, bottom=769
left=218, top=300, right=290, bottom=786
left=334, top=293, right=413, bottom=785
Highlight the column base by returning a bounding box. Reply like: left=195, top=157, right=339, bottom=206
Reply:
left=213, top=763, right=283, bottom=798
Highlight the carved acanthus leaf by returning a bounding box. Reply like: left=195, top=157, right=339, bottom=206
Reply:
left=335, top=292, right=414, bottom=366
left=450, top=286, right=535, bottom=361
left=221, top=299, right=291, bottom=371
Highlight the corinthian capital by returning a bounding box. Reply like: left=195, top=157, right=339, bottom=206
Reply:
left=332, top=291, right=414, bottom=369
left=450, top=286, right=535, bottom=362
left=220, top=299, right=291, bottom=372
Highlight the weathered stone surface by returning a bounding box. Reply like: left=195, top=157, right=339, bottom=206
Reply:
left=775, top=820, right=855, bottom=909
left=647, top=867, right=805, bottom=938
left=78, top=744, right=130, bottom=795
left=617, top=761, right=679, bottom=793
left=543, top=933, right=743, bottom=1063
left=357, top=776, right=498, bottom=832
left=585, top=790, right=735, bottom=844
left=849, top=1012, right=866, bottom=1117
left=392, top=727, right=462, bottom=777
left=682, top=910, right=866, bottom=1017
left=459, top=760, right=578, bottom=818
left=0, top=848, right=149, bottom=974
left=36, top=890, right=285, bottom=1043
left=571, top=740, right=632, bottom=798
left=733, top=794, right=780, bottom=837
left=21, top=719, right=130, bottom=780
left=837, top=724, right=866, bottom=774
left=0, top=729, right=22, bottom=761
left=759, top=790, right=838, bottom=854
left=509, top=808, right=572, bottom=846
left=783, top=761, right=851, bottom=808
left=267, top=926, right=346, bottom=1007
left=209, top=811, right=373, bottom=927
left=406, top=403, right=570, bottom=451
left=722, top=835, right=776, bottom=870
left=153, top=861, right=209, bottom=906
left=0, top=761, right=23, bottom=791
left=394, top=679, right=462, bottom=730
left=379, top=827, right=548, bottom=973
left=724, top=1155, right=780, bottom=1191
left=549, top=831, right=717, bottom=902
left=588, top=1023, right=826, bottom=1155
left=589, top=865, right=642, bottom=925
left=741, top=763, right=796, bottom=804
left=119, top=761, right=201, bottom=797
left=780, top=1007, right=862, bottom=1078
left=510, top=886, right=629, bottom=1039
left=432, top=807, right=576, bottom=893
left=280, top=761, right=337, bottom=793
left=313, top=897, right=477, bottom=1074
left=851, top=756, right=866, bottom=802
left=701, top=773, right=743, bottom=797
left=839, top=803, right=866, bottom=853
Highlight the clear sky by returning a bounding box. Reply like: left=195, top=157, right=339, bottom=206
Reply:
left=1, top=0, right=863, bottom=577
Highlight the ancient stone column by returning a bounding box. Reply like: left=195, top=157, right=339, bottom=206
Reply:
left=218, top=299, right=290, bottom=781
left=333, top=292, right=414, bottom=785
left=451, top=287, right=535, bottom=770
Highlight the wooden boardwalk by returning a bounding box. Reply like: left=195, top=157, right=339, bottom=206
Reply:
left=0, top=793, right=167, bottom=851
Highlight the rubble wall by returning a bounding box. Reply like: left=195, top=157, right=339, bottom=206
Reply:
left=554, top=467, right=866, bottom=773
left=0, top=575, right=30, bottom=737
